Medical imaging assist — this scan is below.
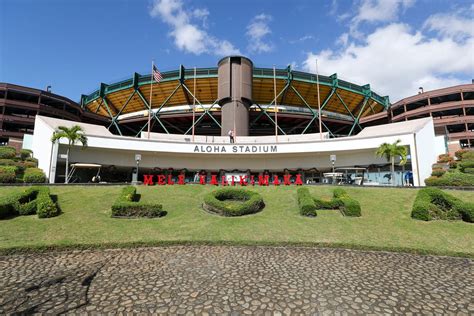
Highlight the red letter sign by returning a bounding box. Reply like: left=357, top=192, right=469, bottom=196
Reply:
left=273, top=175, right=280, bottom=186
left=258, top=175, right=269, bottom=186
left=157, top=174, right=166, bottom=185
left=221, top=175, right=227, bottom=186
left=167, top=174, right=174, bottom=185
left=143, top=174, right=154, bottom=185
left=295, top=174, right=303, bottom=185
left=210, top=175, right=218, bottom=185
left=283, top=174, right=292, bottom=185
left=178, top=174, right=185, bottom=185
left=199, top=175, right=206, bottom=185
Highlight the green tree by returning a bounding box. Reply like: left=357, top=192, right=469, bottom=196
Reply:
left=51, top=125, right=88, bottom=183
left=375, top=139, right=408, bottom=186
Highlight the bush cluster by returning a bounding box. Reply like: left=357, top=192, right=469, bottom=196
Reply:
left=297, top=187, right=317, bottom=216
left=0, top=146, right=16, bottom=159
left=23, top=168, right=46, bottom=183
left=0, top=148, right=44, bottom=183
left=412, top=187, right=473, bottom=222
left=203, top=188, right=265, bottom=216
left=111, top=186, right=165, bottom=218
left=426, top=150, right=474, bottom=187
left=0, top=187, right=59, bottom=219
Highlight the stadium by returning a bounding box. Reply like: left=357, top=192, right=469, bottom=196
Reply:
left=20, top=56, right=445, bottom=186
left=80, top=56, right=389, bottom=138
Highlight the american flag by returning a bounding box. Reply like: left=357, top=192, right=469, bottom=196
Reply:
left=152, top=65, right=163, bottom=83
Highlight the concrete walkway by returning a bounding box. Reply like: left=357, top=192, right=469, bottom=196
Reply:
left=0, top=246, right=472, bottom=314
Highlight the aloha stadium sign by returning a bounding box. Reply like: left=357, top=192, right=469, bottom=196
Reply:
left=193, top=145, right=278, bottom=153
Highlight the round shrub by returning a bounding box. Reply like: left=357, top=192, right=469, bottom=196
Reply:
left=0, top=159, right=17, bottom=166
left=461, top=151, right=474, bottom=161
left=431, top=169, right=446, bottom=177
left=203, top=188, right=264, bottom=216
left=459, top=160, right=474, bottom=173
left=25, top=157, right=38, bottom=166
left=455, top=149, right=468, bottom=160
left=23, top=168, right=46, bottom=183
left=20, top=149, right=32, bottom=160
left=437, top=154, right=452, bottom=163
left=0, top=146, right=16, bottom=159
left=0, top=166, right=17, bottom=183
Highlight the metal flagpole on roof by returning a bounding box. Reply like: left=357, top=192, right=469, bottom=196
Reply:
left=273, top=65, right=278, bottom=143
left=192, top=67, right=196, bottom=142
left=233, top=63, right=236, bottom=143
left=148, top=60, right=154, bottom=139
left=316, top=59, right=322, bottom=140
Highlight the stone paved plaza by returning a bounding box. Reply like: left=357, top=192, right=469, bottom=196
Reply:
left=0, top=246, right=473, bottom=315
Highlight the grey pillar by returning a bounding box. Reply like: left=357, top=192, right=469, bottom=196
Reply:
left=218, top=56, right=253, bottom=137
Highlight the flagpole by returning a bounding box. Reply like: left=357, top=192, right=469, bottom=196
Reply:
left=273, top=65, right=278, bottom=143
left=192, top=66, right=196, bottom=142
left=148, top=60, right=154, bottom=139
left=316, top=59, right=322, bottom=140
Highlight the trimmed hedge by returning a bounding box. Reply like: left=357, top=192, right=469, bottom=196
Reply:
left=36, top=187, right=60, bottom=218
left=0, top=187, right=59, bottom=219
left=111, top=186, right=165, bottom=218
left=0, top=166, right=17, bottom=183
left=203, top=188, right=265, bottom=216
left=437, top=154, right=453, bottom=163
left=425, top=172, right=474, bottom=187
left=332, top=188, right=362, bottom=217
left=464, top=168, right=474, bottom=174
left=461, top=151, right=474, bottom=161
left=308, top=188, right=362, bottom=217
left=297, top=187, right=317, bottom=217
left=455, top=149, right=468, bottom=160
left=0, top=146, right=16, bottom=159
left=431, top=169, right=446, bottom=177
left=20, top=149, right=32, bottom=160
left=411, top=187, right=473, bottom=222
left=25, top=157, right=38, bottom=166
left=23, top=168, right=46, bottom=183
left=459, top=160, right=474, bottom=173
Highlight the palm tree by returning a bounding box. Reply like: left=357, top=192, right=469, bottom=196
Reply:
left=375, top=139, right=408, bottom=186
left=51, top=125, right=88, bottom=183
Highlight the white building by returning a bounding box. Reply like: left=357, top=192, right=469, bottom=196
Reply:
left=32, top=115, right=444, bottom=186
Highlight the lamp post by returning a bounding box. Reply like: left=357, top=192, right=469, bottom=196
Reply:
left=330, top=154, right=336, bottom=185
left=134, top=154, right=142, bottom=184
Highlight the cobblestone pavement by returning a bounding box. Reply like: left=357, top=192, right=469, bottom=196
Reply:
left=0, top=246, right=473, bottom=315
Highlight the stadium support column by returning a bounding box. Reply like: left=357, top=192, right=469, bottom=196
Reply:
left=218, top=56, right=253, bottom=137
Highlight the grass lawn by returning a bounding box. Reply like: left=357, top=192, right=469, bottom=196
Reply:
left=0, top=185, right=473, bottom=257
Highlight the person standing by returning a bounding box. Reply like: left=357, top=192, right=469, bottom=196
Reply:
left=228, top=129, right=234, bottom=143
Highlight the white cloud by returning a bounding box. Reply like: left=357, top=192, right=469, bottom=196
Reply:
left=424, top=12, right=474, bottom=42
left=289, top=35, right=315, bottom=44
left=246, top=14, right=273, bottom=54
left=336, top=33, right=349, bottom=46
left=149, top=0, right=240, bottom=56
left=302, top=21, right=473, bottom=102
left=350, top=0, right=415, bottom=37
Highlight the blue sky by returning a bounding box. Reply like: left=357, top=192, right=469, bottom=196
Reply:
left=1, top=0, right=473, bottom=102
